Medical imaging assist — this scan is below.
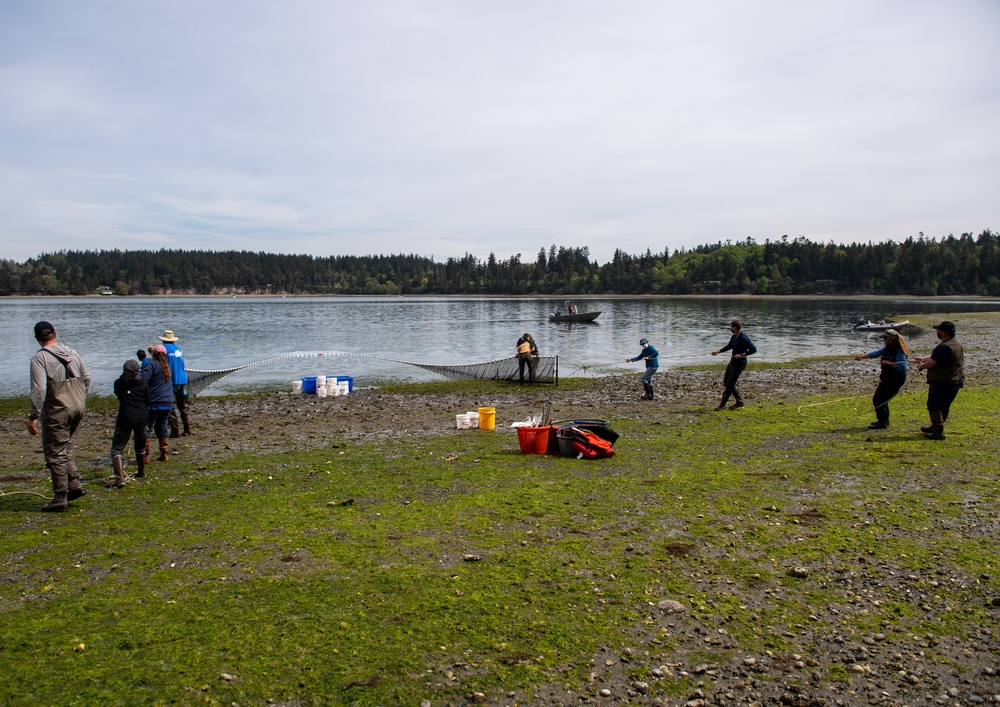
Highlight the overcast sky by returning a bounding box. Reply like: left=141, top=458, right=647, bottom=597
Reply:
left=1, top=1, right=997, bottom=265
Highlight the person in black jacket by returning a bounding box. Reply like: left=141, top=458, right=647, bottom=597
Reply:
left=110, top=359, right=149, bottom=487
left=711, top=320, right=757, bottom=410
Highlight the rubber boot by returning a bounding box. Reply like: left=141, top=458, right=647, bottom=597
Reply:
left=143, top=438, right=151, bottom=465
left=41, top=492, right=69, bottom=512
left=158, top=438, right=169, bottom=462
left=168, top=409, right=181, bottom=438
left=112, top=456, right=126, bottom=488
left=135, top=446, right=146, bottom=478
left=181, top=411, right=191, bottom=436
left=924, top=410, right=945, bottom=440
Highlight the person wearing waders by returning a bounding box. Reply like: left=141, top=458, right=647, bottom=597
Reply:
left=626, top=338, right=659, bottom=400
left=853, top=328, right=909, bottom=429
left=516, top=333, right=538, bottom=384
left=27, top=321, right=91, bottom=512
left=915, top=321, right=964, bottom=440
left=158, top=329, right=191, bottom=437
left=712, top=320, right=756, bottom=410
left=110, top=359, right=149, bottom=488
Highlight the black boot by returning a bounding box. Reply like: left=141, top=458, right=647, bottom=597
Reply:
left=924, top=411, right=945, bottom=440
left=135, top=447, right=146, bottom=478
left=67, top=482, right=87, bottom=501
left=42, top=492, right=69, bottom=512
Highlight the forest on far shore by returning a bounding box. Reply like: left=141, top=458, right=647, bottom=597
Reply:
left=2, top=230, right=998, bottom=297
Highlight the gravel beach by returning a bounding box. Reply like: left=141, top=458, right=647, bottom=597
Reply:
left=2, top=318, right=998, bottom=706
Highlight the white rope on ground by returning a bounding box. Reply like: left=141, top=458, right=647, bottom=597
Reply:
left=0, top=490, right=52, bottom=499
left=796, top=366, right=920, bottom=421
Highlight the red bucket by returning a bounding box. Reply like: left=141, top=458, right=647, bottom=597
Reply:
left=517, top=426, right=550, bottom=454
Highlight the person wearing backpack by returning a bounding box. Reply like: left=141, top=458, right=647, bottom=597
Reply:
left=27, top=321, right=91, bottom=512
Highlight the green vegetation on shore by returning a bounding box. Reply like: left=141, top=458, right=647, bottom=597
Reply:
left=1, top=381, right=997, bottom=705
left=4, top=229, right=999, bottom=296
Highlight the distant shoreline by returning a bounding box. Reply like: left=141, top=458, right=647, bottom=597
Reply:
left=4, top=293, right=1000, bottom=302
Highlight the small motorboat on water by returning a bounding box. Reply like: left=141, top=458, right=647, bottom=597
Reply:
left=549, top=311, right=601, bottom=322
left=852, top=318, right=910, bottom=331
left=550, top=302, right=601, bottom=323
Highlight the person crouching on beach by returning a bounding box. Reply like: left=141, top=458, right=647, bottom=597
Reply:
left=854, top=328, right=909, bottom=429
left=110, top=359, right=149, bottom=487
left=711, top=320, right=756, bottom=410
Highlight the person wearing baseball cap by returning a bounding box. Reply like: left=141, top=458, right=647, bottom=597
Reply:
left=27, top=321, right=91, bottom=511
left=626, top=337, right=659, bottom=400
left=915, top=321, right=964, bottom=439
left=711, top=320, right=757, bottom=410
left=853, top=328, right=911, bottom=429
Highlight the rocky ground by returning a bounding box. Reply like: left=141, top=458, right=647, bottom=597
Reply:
left=2, top=323, right=998, bottom=706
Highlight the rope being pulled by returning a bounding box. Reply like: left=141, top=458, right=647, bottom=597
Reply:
left=796, top=365, right=920, bottom=421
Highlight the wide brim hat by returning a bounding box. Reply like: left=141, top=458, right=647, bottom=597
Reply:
left=158, top=329, right=179, bottom=342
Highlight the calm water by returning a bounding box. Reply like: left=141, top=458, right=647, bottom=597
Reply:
left=3, top=296, right=998, bottom=397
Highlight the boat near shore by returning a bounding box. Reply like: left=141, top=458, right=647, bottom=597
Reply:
left=852, top=318, right=910, bottom=331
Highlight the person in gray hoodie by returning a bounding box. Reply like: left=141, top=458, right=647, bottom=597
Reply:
left=28, top=321, right=91, bottom=512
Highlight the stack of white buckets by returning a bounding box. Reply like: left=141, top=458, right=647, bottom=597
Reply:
left=291, top=376, right=350, bottom=397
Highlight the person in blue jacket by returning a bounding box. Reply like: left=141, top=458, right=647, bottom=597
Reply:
left=140, top=345, right=174, bottom=464
left=626, top=338, right=659, bottom=400
left=712, top=320, right=757, bottom=410
left=158, top=329, right=191, bottom=436
left=854, top=328, right=909, bottom=429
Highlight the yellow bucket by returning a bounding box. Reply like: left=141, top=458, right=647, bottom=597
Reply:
left=478, top=406, right=496, bottom=431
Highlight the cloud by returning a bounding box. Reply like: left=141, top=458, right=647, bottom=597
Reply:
left=1, top=0, right=997, bottom=264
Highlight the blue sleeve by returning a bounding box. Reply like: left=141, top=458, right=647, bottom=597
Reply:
left=893, top=351, right=908, bottom=372
left=867, top=347, right=886, bottom=359
left=744, top=335, right=756, bottom=356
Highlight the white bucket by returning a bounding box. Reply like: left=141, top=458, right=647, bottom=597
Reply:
left=316, top=385, right=327, bottom=398
left=292, top=380, right=303, bottom=394
left=456, top=413, right=471, bottom=429
left=316, top=375, right=327, bottom=388
left=328, top=381, right=340, bottom=396
left=339, top=381, right=350, bottom=395
left=466, top=411, right=480, bottom=426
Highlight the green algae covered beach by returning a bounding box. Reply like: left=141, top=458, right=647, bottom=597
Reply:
left=1, top=313, right=998, bottom=705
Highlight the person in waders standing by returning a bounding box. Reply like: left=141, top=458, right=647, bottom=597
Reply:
left=516, top=333, right=538, bottom=384
left=712, top=319, right=756, bottom=410
left=110, top=359, right=149, bottom=487
left=626, top=338, right=659, bottom=400
left=27, top=321, right=91, bottom=512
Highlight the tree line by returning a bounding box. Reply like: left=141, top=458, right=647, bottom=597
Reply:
left=2, top=231, right=998, bottom=297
